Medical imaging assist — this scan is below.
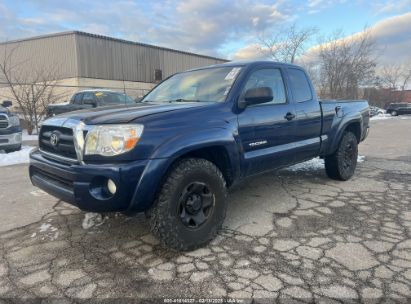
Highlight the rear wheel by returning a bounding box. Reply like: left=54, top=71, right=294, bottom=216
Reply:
left=391, top=110, right=398, bottom=116
left=147, top=158, right=227, bottom=251
left=325, top=131, right=358, bottom=181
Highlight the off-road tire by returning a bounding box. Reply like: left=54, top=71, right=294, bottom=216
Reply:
left=147, top=158, right=227, bottom=251
left=325, top=131, right=358, bottom=181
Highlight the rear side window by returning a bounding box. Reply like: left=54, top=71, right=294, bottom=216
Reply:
left=72, top=94, right=83, bottom=105
left=288, top=68, right=312, bottom=102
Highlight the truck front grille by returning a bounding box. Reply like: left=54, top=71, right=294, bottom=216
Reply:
left=39, top=126, right=77, bottom=161
left=0, top=114, right=8, bottom=129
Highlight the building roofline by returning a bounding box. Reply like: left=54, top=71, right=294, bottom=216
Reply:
left=0, top=30, right=229, bottom=62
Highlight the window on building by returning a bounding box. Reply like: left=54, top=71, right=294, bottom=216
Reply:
left=155, top=69, right=163, bottom=82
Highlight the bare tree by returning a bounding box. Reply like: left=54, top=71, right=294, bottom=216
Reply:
left=368, top=62, right=411, bottom=106
left=0, top=44, right=65, bottom=134
left=314, top=29, right=377, bottom=99
left=379, top=63, right=411, bottom=90
left=258, top=23, right=318, bottom=63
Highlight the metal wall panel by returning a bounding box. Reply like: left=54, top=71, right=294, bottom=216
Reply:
left=0, top=33, right=78, bottom=80
left=0, top=31, right=227, bottom=84
left=75, top=32, right=227, bottom=83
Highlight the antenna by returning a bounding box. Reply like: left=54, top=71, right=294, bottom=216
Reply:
left=120, top=47, right=127, bottom=104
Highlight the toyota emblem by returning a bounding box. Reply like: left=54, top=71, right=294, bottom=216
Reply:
left=50, top=132, right=59, bottom=147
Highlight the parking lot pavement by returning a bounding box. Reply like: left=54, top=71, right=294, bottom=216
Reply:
left=0, top=118, right=410, bottom=302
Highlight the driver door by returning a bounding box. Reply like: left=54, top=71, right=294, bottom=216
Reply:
left=237, top=67, right=297, bottom=176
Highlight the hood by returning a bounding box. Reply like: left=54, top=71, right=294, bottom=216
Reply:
left=44, top=102, right=210, bottom=125
left=0, top=106, right=10, bottom=115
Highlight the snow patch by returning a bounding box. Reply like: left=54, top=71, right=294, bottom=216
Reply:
left=39, top=223, right=52, bottom=233
left=37, top=222, right=59, bottom=240
left=0, top=146, right=35, bottom=167
left=30, top=189, right=47, bottom=197
left=285, top=155, right=365, bottom=172
left=82, top=212, right=105, bottom=229
left=22, top=129, right=38, bottom=141
left=370, top=114, right=392, bottom=121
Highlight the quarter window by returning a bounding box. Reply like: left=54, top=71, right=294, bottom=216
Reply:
left=288, top=68, right=312, bottom=102
left=242, top=68, right=286, bottom=105
left=72, top=94, right=83, bottom=105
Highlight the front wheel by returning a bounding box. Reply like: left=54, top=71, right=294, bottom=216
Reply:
left=391, top=110, right=398, bottom=116
left=147, top=158, right=227, bottom=251
left=325, top=131, right=358, bottom=181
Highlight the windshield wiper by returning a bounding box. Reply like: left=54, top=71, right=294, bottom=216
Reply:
left=169, top=98, right=201, bottom=103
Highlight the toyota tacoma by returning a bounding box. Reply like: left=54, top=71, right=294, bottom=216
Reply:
left=29, top=61, right=370, bottom=250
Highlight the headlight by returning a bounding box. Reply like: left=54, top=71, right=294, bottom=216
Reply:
left=85, top=124, right=144, bottom=156
left=9, top=116, right=20, bottom=127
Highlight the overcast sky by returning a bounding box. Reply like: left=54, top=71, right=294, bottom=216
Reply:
left=1, top=0, right=410, bottom=64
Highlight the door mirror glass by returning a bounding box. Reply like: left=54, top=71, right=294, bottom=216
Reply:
left=242, top=87, right=273, bottom=107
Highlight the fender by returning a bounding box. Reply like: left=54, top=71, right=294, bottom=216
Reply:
left=325, top=112, right=363, bottom=155
left=126, top=128, right=241, bottom=213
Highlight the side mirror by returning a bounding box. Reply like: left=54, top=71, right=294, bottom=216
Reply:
left=135, top=97, right=142, bottom=103
left=84, top=100, right=97, bottom=107
left=1, top=100, right=12, bottom=108
left=239, top=87, right=273, bottom=109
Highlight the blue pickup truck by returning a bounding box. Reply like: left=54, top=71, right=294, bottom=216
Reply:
left=29, top=61, right=369, bottom=250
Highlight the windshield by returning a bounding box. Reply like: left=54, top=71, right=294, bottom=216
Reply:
left=142, top=66, right=242, bottom=103
left=95, top=92, right=135, bottom=105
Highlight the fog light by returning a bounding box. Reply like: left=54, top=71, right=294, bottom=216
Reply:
left=107, top=179, right=117, bottom=195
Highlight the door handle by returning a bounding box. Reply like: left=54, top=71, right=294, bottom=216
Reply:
left=284, top=112, right=295, bottom=121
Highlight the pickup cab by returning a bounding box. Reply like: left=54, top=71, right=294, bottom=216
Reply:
left=47, top=90, right=136, bottom=117
left=0, top=101, right=22, bottom=153
left=29, top=61, right=370, bottom=250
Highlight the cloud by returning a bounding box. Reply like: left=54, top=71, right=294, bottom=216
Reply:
left=233, top=12, right=411, bottom=65
left=307, top=11, right=411, bottom=65
left=373, top=0, right=411, bottom=15
left=0, top=0, right=292, bottom=58
left=231, top=43, right=268, bottom=60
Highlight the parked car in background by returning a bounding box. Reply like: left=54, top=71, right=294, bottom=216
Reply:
left=47, top=90, right=136, bottom=117
left=0, top=101, right=22, bottom=153
left=369, top=106, right=384, bottom=117
left=386, top=103, right=411, bottom=116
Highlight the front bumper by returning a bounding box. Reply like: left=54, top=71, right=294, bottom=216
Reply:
left=0, top=131, right=22, bottom=149
left=29, top=149, right=149, bottom=212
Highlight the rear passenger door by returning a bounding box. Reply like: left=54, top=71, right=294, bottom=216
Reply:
left=287, top=68, right=322, bottom=163
left=237, top=67, right=298, bottom=176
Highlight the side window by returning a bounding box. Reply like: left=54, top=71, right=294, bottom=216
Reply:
left=288, top=68, right=312, bottom=102
left=242, top=68, right=286, bottom=105
left=72, top=93, right=83, bottom=105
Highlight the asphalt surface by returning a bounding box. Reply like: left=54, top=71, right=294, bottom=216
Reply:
left=0, top=117, right=410, bottom=302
